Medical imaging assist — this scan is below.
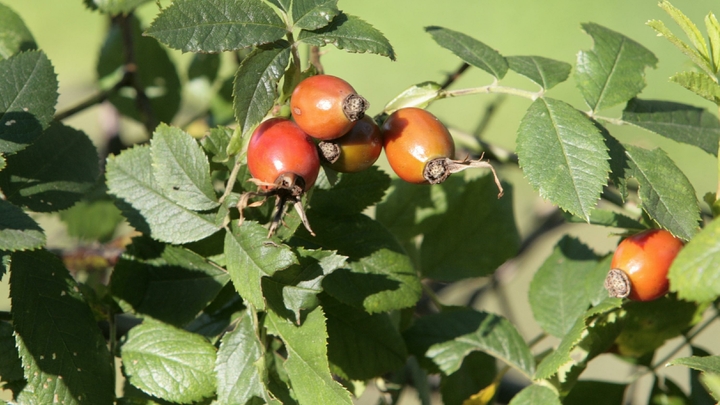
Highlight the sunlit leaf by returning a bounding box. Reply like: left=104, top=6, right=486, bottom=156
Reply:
left=670, top=71, right=720, bottom=104
left=622, top=98, right=720, bottom=156
left=0, top=3, right=36, bottom=60
left=669, top=217, right=720, bottom=302
left=426, top=26, right=507, bottom=79
left=624, top=144, right=700, bottom=240
left=145, top=0, right=286, bottom=53
left=517, top=97, right=609, bottom=221
left=299, top=13, right=395, bottom=60
left=508, top=385, right=560, bottom=405
left=292, top=0, right=339, bottom=31
left=576, top=23, right=657, bottom=112
left=507, top=55, right=571, bottom=90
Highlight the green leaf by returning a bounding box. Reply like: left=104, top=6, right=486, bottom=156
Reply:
left=383, top=81, right=442, bottom=114
left=507, top=56, right=572, bottom=90
left=439, top=352, right=496, bottom=405
left=233, top=42, right=291, bottom=137
left=671, top=71, right=720, bottom=104
left=151, top=124, right=219, bottom=211
left=145, top=0, right=286, bottom=53
left=299, top=13, right=396, bottom=60
left=659, top=0, right=710, bottom=61
left=268, top=0, right=291, bottom=12
left=265, top=307, right=353, bottom=405
left=529, top=236, right=600, bottom=337
left=706, top=13, right=720, bottom=73
left=321, top=294, right=407, bottom=380
left=0, top=122, right=99, bottom=212
left=668, top=217, right=720, bottom=302
left=624, top=144, right=700, bottom=240
left=0, top=199, right=44, bottom=251
left=517, top=97, right=609, bottom=221
left=215, top=309, right=274, bottom=404
left=98, top=15, right=181, bottom=124
left=308, top=166, right=391, bottom=216
left=111, top=238, right=230, bottom=326
left=91, top=0, right=152, bottom=15
left=404, top=308, right=534, bottom=379
left=587, top=255, right=614, bottom=306
left=669, top=356, right=720, bottom=375
left=121, top=320, right=216, bottom=404
left=615, top=296, right=700, bottom=357
left=575, top=23, right=657, bottom=112
left=224, top=222, right=298, bottom=310
left=649, top=375, right=690, bottom=405
left=649, top=19, right=716, bottom=79
left=292, top=213, right=422, bottom=313
left=201, top=126, right=232, bottom=164
left=508, top=385, right=560, bottom=405
left=534, top=299, right=622, bottom=381
left=10, top=250, right=114, bottom=405
left=0, top=3, right=36, bottom=60
left=0, top=321, right=23, bottom=392
left=106, top=145, right=222, bottom=244
left=0, top=50, right=57, bottom=154
left=292, top=0, right=339, bottom=31
left=563, top=381, right=627, bottom=405
left=562, top=209, right=645, bottom=231
left=60, top=199, right=124, bottom=242
left=421, top=176, right=519, bottom=281
left=622, top=98, right=720, bottom=156
left=263, top=248, right=347, bottom=323
left=425, top=26, right=507, bottom=79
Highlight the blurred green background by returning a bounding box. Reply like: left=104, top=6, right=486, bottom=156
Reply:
left=2, top=0, right=719, bottom=403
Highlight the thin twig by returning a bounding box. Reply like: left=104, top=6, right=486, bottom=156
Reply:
left=440, top=62, right=470, bottom=89
left=650, top=309, right=720, bottom=371
left=421, top=282, right=444, bottom=311
left=55, top=84, right=119, bottom=121
left=220, top=154, right=244, bottom=204
left=473, top=94, right=506, bottom=139
left=309, top=46, right=324, bottom=75
left=441, top=83, right=541, bottom=100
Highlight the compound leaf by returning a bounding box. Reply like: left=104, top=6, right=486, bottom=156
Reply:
left=0, top=3, right=36, bottom=60
left=576, top=23, right=657, bottom=112
left=224, top=222, right=298, bottom=311
left=0, top=50, right=57, bottom=154
left=10, top=250, right=114, bottom=405
left=426, top=26, right=507, bottom=79
left=622, top=98, right=720, bottom=156
left=121, top=320, right=216, bottom=404
left=529, top=236, right=600, bottom=337
left=517, top=97, right=609, bottom=221
left=265, top=307, right=352, bottom=405
left=0, top=122, right=99, bottom=212
left=106, top=145, right=222, bottom=244
left=151, top=124, right=219, bottom=211
left=507, top=55, right=571, bottom=90
left=624, top=144, right=700, bottom=240
left=145, top=0, right=286, bottom=53
left=669, top=217, right=720, bottom=302
left=0, top=199, right=44, bottom=251
left=299, top=13, right=395, bottom=60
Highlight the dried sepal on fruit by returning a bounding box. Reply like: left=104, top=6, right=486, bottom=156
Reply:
left=238, top=118, right=320, bottom=237
left=317, top=115, right=383, bottom=173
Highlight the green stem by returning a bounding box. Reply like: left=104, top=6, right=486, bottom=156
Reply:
left=717, top=105, right=720, bottom=199
left=220, top=154, right=244, bottom=204
left=421, top=282, right=444, bottom=310
left=441, top=83, right=541, bottom=100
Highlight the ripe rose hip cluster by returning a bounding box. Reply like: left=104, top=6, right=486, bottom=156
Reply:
left=238, top=74, right=503, bottom=237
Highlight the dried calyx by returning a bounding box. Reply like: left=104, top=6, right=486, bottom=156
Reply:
left=424, top=155, right=505, bottom=197
left=342, top=94, right=369, bottom=121
left=237, top=173, right=314, bottom=237
left=604, top=268, right=631, bottom=298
